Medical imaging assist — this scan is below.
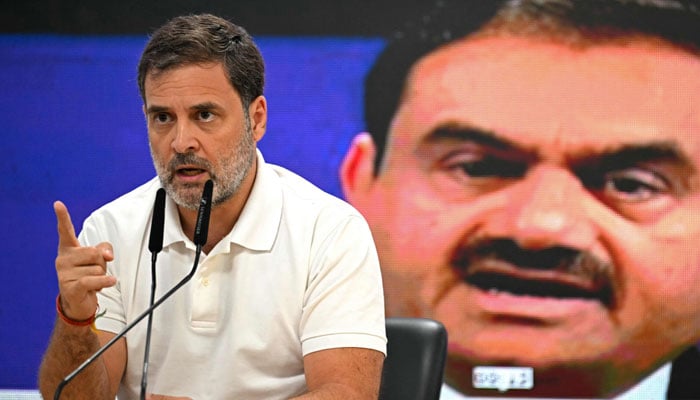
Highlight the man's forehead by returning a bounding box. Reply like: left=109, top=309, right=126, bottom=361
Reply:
left=394, top=34, right=700, bottom=161
left=143, top=62, right=230, bottom=92
left=143, top=62, right=241, bottom=108
left=409, top=34, right=700, bottom=92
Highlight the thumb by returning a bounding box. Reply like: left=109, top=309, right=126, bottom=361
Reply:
left=54, top=201, right=80, bottom=250
left=96, top=242, right=115, bottom=263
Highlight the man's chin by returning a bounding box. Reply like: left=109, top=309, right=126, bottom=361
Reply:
left=446, top=326, right=619, bottom=371
left=165, top=185, right=202, bottom=210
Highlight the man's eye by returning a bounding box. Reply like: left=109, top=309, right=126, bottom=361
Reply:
left=153, top=113, right=171, bottom=123
left=603, top=169, right=670, bottom=201
left=198, top=111, right=214, bottom=121
left=445, top=155, right=526, bottom=179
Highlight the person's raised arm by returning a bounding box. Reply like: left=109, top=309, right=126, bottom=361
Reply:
left=38, top=201, right=126, bottom=399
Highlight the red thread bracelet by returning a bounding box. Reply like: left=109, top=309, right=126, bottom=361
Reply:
left=56, top=294, right=96, bottom=327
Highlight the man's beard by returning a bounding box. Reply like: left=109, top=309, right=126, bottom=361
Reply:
left=150, top=118, right=256, bottom=210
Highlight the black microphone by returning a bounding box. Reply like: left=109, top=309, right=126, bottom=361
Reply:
left=54, top=181, right=214, bottom=399
left=194, top=179, right=213, bottom=247
left=148, top=188, right=167, bottom=254
left=140, top=187, right=166, bottom=400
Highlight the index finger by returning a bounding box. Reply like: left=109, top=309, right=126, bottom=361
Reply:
left=54, top=201, right=80, bottom=249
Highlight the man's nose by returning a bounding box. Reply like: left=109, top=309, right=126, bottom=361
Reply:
left=483, top=165, right=597, bottom=250
left=171, top=121, right=200, bottom=153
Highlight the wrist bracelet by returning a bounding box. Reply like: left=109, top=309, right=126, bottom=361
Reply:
left=55, top=294, right=96, bottom=327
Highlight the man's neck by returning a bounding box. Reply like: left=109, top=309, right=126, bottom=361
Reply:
left=180, top=203, right=238, bottom=254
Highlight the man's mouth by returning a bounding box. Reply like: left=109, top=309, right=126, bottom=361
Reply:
left=167, top=152, right=212, bottom=180
left=452, top=239, right=616, bottom=307
left=465, top=270, right=613, bottom=305
left=176, top=167, right=207, bottom=176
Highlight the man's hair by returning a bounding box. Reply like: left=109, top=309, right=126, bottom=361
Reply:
left=137, top=13, right=264, bottom=108
left=365, top=0, right=700, bottom=173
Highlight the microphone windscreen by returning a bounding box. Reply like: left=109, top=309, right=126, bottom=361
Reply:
left=194, top=180, right=213, bottom=246
left=148, top=188, right=167, bottom=253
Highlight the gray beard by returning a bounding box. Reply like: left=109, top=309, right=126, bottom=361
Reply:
left=150, top=123, right=256, bottom=211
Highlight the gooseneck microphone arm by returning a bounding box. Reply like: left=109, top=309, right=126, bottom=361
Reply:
left=140, top=188, right=167, bottom=400
left=54, top=180, right=214, bottom=400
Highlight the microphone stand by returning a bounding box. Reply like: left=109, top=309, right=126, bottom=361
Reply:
left=54, top=180, right=213, bottom=400
left=140, top=251, right=158, bottom=400
left=140, top=188, right=166, bottom=399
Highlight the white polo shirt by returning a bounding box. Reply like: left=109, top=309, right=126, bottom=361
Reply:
left=84, top=151, right=387, bottom=399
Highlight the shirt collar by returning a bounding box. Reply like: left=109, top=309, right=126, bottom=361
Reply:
left=226, top=149, right=281, bottom=251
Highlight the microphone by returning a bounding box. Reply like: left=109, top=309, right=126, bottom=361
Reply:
left=148, top=188, right=167, bottom=254
left=140, top=188, right=166, bottom=400
left=194, top=179, right=213, bottom=247
left=54, top=180, right=214, bottom=399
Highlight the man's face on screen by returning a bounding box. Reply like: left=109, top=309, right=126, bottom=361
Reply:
left=343, top=35, right=700, bottom=396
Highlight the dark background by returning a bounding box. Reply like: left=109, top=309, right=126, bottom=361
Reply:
left=2, top=0, right=432, bottom=36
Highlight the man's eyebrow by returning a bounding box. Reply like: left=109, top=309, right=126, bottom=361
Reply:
left=190, top=101, right=220, bottom=111
left=421, top=125, right=696, bottom=175
left=145, top=105, right=169, bottom=114
left=573, top=141, right=694, bottom=170
left=145, top=102, right=222, bottom=114
left=423, top=123, right=529, bottom=152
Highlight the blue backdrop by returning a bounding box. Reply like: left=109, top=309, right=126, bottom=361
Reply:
left=0, top=34, right=384, bottom=389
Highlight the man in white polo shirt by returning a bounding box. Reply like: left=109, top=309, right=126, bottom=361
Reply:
left=39, top=13, right=386, bottom=399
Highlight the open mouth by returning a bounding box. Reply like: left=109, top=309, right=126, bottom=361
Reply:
left=177, top=167, right=206, bottom=176
left=466, top=271, right=613, bottom=305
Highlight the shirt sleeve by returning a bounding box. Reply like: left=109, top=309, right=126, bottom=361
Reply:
left=299, top=212, right=387, bottom=356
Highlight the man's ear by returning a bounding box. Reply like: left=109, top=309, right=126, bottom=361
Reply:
left=340, top=132, right=377, bottom=206
left=249, top=95, right=267, bottom=142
